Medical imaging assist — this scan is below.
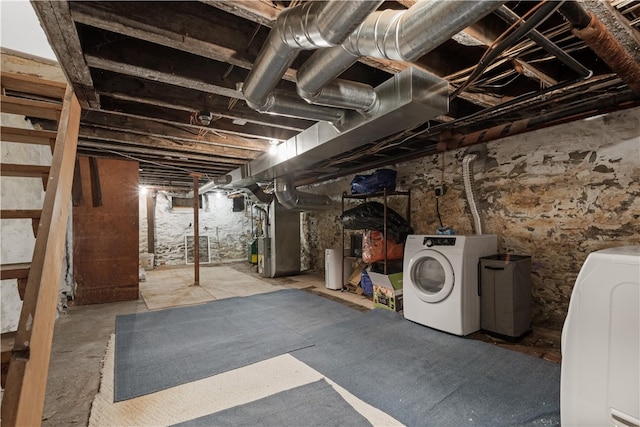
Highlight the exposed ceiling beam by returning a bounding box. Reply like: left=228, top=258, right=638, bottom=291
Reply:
left=90, top=71, right=312, bottom=132
left=81, top=109, right=270, bottom=151
left=84, top=54, right=243, bottom=100
left=78, top=126, right=260, bottom=162
left=68, top=1, right=297, bottom=82
left=201, top=0, right=281, bottom=27
left=98, top=97, right=298, bottom=141
left=31, top=1, right=99, bottom=108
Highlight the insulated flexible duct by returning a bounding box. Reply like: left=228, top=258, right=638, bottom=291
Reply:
left=462, top=153, right=483, bottom=235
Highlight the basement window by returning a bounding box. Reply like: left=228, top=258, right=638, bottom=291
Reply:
left=172, top=195, right=203, bottom=209
left=232, top=197, right=244, bottom=212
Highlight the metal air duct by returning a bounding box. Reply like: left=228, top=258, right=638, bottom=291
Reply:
left=296, top=0, right=504, bottom=111
left=224, top=67, right=448, bottom=188
left=274, top=177, right=331, bottom=211
left=242, top=0, right=383, bottom=120
left=242, top=184, right=273, bottom=204
left=215, top=0, right=505, bottom=206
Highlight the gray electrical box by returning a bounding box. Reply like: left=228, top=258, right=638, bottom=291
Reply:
left=480, top=254, right=532, bottom=340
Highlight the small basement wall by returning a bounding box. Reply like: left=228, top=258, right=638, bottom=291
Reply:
left=302, top=107, right=640, bottom=330
left=139, top=191, right=252, bottom=266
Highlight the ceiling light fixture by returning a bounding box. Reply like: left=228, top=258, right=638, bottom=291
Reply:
left=196, top=110, right=213, bottom=126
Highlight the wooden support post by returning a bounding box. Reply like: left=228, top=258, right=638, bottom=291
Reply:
left=89, top=156, right=102, bottom=207
left=72, top=157, right=83, bottom=206
left=146, top=190, right=156, bottom=255
left=1, top=86, right=81, bottom=427
left=190, top=173, right=203, bottom=286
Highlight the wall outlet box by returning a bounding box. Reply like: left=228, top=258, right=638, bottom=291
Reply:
left=435, top=185, right=446, bottom=197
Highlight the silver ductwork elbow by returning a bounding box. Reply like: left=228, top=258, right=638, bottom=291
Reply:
left=242, top=0, right=383, bottom=119
left=297, top=45, right=361, bottom=97
left=260, top=90, right=345, bottom=123
left=297, top=79, right=378, bottom=113
left=275, top=177, right=332, bottom=211
left=213, top=174, right=232, bottom=185
left=242, top=184, right=274, bottom=204
left=296, top=0, right=504, bottom=111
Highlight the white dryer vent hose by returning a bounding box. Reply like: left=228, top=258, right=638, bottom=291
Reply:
left=462, top=153, right=483, bottom=235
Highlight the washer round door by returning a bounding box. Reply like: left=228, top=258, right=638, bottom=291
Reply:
left=407, top=249, right=455, bottom=303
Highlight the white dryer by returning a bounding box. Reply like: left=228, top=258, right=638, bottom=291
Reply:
left=561, top=246, right=639, bottom=427
left=403, top=234, right=497, bottom=336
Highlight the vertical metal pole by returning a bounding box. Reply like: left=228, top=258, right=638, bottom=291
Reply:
left=383, top=188, right=388, bottom=274
left=191, top=173, right=203, bottom=286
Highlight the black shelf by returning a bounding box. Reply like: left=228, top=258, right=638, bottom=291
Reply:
left=342, top=190, right=411, bottom=200
left=341, top=188, right=411, bottom=277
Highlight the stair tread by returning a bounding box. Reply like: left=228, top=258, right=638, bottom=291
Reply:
left=0, top=95, right=62, bottom=121
left=0, top=163, right=50, bottom=177
left=1, top=126, right=57, bottom=145
left=0, top=210, right=42, bottom=219
left=1, top=334, right=15, bottom=353
left=1, top=72, right=66, bottom=100
left=1, top=263, right=31, bottom=280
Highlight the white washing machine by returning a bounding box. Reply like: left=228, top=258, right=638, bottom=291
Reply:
left=403, top=234, right=497, bottom=336
left=561, top=246, right=639, bottom=427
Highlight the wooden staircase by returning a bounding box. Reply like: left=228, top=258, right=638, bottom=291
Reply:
left=1, top=72, right=81, bottom=426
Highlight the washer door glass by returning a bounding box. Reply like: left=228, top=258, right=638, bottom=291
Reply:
left=409, top=250, right=454, bottom=303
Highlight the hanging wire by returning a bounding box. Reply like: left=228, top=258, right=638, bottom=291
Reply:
left=450, top=1, right=562, bottom=100
left=476, top=72, right=522, bottom=89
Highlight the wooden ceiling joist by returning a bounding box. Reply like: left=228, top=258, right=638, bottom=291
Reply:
left=31, top=2, right=99, bottom=108
left=67, top=1, right=286, bottom=79
left=80, top=110, right=270, bottom=151
left=78, top=126, right=262, bottom=161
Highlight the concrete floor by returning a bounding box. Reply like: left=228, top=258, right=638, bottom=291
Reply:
left=39, top=262, right=561, bottom=426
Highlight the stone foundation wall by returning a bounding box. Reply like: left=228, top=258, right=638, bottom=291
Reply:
left=140, top=192, right=252, bottom=266
left=301, top=107, right=640, bottom=330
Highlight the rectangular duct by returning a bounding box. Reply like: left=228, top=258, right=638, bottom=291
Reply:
left=224, top=67, right=448, bottom=187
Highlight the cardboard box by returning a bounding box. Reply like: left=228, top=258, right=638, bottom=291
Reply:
left=368, top=269, right=403, bottom=312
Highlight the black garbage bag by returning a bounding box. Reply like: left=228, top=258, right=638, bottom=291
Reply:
left=341, top=201, right=413, bottom=243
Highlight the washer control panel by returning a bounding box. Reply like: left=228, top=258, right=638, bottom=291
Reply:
left=423, top=237, right=456, bottom=247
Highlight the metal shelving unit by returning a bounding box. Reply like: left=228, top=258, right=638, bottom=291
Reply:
left=341, top=189, right=411, bottom=284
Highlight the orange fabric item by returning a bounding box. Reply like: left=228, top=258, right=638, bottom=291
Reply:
left=362, top=230, right=404, bottom=263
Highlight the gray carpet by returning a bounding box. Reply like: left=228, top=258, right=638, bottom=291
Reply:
left=115, top=288, right=561, bottom=426
left=172, top=379, right=372, bottom=427
left=114, top=289, right=362, bottom=402
left=292, top=308, right=561, bottom=426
